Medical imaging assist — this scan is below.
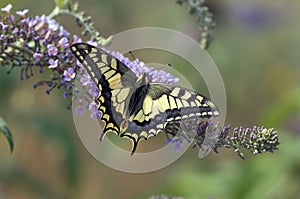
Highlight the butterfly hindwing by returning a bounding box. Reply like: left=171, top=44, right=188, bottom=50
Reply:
left=121, top=84, right=219, bottom=153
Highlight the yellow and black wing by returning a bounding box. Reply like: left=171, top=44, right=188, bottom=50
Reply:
left=70, top=43, right=137, bottom=138
left=121, top=83, right=219, bottom=153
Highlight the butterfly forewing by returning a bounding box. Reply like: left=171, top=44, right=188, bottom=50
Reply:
left=70, top=43, right=137, bottom=138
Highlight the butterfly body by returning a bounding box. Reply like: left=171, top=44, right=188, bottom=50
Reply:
left=128, top=74, right=149, bottom=118
left=70, top=43, right=219, bottom=154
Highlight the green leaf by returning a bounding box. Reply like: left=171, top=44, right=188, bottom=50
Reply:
left=0, top=117, right=14, bottom=152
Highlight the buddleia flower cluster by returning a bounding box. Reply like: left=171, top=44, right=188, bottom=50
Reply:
left=0, top=4, right=80, bottom=98
left=0, top=4, right=179, bottom=117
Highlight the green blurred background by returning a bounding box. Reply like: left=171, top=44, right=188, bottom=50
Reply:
left=1, top=0, right=300, bottom=199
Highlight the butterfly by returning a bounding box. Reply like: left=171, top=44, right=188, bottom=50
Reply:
left=70, top=43, right=219, bottom=154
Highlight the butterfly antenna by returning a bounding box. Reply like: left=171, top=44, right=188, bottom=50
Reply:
left=128, top=51, right=136, bottom=60
left=128, top=50, right=147, bottom=75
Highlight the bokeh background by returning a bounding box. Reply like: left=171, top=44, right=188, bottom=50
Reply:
left=1, top=0, right=300, bottom=199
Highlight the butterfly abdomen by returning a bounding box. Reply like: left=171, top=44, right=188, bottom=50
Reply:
left=128, top=83, right=149, bottom=115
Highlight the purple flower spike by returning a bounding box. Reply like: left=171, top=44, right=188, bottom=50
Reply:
left=63, top=91, right=69, bottom=98
left=63, top=68, right=76, bottom=81
left=47, top=44, right=58, bottom=56
left=90, top=111, right=101, bottom=119
left=72, top=34, right=82, bottom=44
left=0, top=22, right=9, bottom=30
left=164, top=138, right=173, bottom=145
left=88, top=101, right=98, bottom=111
left=80, top=73, right=92, bottom=86
left=88, top=84, right=99, bottom=97
left=33, top=52, right=43, bottom=62
left=173, top=141, right=183, bottom=152
left=88, top=101, right=101, bottom=119
left=59, top=26, right=70, bottom=37
left=47, top=19, right=59, bottom=31
left=75, top=105, right=84, bottom=115
left=58, top=37, right=69, bottom=48
left=48, top=59, right=58, bottom=69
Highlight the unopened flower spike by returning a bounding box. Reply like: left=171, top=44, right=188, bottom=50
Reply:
left=165, top=121, right=280, bottom=159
